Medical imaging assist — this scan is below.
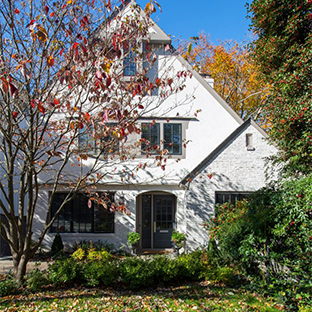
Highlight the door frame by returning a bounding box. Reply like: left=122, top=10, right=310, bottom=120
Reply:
left=136, top=192, right=176, bottom=251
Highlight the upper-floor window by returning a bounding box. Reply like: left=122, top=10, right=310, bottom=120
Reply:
left=51, top=193, right=114, bottom=233
left=123, top=49, right=137, bottom=76
left=164, top=124, right=182, bottom=155
left=79, top=123, right=119, bottom=157
left=141, top=122, right=182, bottom=155
left=141, top=123, right=160, bottom=154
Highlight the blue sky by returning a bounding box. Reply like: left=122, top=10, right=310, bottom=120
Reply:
left=136, top=0, right=253, bottom=45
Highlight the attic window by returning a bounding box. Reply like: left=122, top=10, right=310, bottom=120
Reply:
left=123, top=49, right=136, bottom=76
left=246, top=133, right=255, bottom=151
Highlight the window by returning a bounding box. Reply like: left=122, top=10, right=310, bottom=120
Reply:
left=51, top=193, right=114, bottom=233
left=141, top=122, right=183, bottom=155
left=164, top=124, right=182, bottom=155
left=215, top=192, right=250, bottom=205
left=246, top=133, right=255, bottom=151
left=79, top=123, right=119, bottom=156
left=141, top=123, right=160, bottom=154
left=123, top=49, right=136, bottom=76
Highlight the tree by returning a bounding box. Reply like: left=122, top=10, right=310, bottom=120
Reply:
left=0, top=0, right=188, bottom=283
left=179, top=33, right=270, bottom=127
left=248, top=0, right=312, bottom=174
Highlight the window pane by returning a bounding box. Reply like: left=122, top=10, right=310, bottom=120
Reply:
left=99, top=123, right=119, bottom=155
left=141, top=123, right=160, bottom=153
left=215, top=192, right=250, bottom=205
left=94, top=204, right=114, bottom=233
left=124, top=50, right=136, bottom=76
left=51, top=193, right=72, bottom=233
left=73, top=195, right=92, bottom=233
left=164, top=124, right=182, bottom=155
left=79, top=126, right=96, bottom=154
left=51, top=192, right=114, bottom=233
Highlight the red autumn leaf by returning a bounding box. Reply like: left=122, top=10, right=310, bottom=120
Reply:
left=45, top=5, right=49, bottom=14
left=127, top=124, right=134, bottom=133
left=31, top=100, right=35, bottom=109
left=73, top=42, right=79, bottom=50
left=138, top=105, right=144, bottom=109
left=79, top=122, right=84, bottom=129
left=106, top=76, right=111, bottom=87
left=37, top=102, right=45, bottom=114
left=9, top=83, right=18, bottom=97
left=85, top=112, right=90, bottom=122
left=1, top=77, right=9, bottom=93
left=26, top=19, right=35, bottom=28
left=53, top=99, right=60, bottom=105
left=60, top=48, right=65, bottom=56
left=83, top=16, right=89, bottom=24
left=50, top=12, right=54, bottom=17
left=207, top=174, right=212, bottom=179
left=12, top=112, right=18, bottom=119
left=15, top=8, right=20, bottom=14
left=47, top=56, right=54, bottom=67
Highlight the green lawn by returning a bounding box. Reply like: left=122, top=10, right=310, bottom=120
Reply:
left=0, top=282, right=284, bottom=311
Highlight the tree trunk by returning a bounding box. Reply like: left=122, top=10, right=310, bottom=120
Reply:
left=12, top=253, right=28, bottom=285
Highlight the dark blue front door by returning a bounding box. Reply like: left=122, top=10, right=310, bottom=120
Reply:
left=141, top=194, right=175, bottom=249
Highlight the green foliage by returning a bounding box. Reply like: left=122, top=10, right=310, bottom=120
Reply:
left=82, top=260, right=119, bottom=287
left=176, top=250, right=205, bottom=280
left=25, top=268, right=48, bottom=293
left=206, top=175, right=312, bottom=309
left=171, top=230, right=186, bottom=249
left=48, top=258, right=83, bottom=286
left=50, top=233, right=64, bottom=256
left=0, top=276, right=19, bottom=296
left=248, top=0, right=312, bottom=174
left=72, top=240, right=115, bottom=253
left=71, top=247, right=86, bottom=261
left=120, top=257, right=155, bottom=289
left=127, top=231, right=141, bottom=248
left=153, top=256, right=179, bottom=283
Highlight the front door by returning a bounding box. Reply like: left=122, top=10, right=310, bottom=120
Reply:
left=141, top=194, right=175, bottom=249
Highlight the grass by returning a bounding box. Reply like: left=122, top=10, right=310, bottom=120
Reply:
left=0, top=281, right=285, bottom=311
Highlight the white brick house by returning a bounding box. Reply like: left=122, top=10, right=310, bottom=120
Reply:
left=30, top=0, right=276, bottom=253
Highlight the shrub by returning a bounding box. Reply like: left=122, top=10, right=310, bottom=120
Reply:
left=120, top=257, right=155, bottom=289
left=25, top=268, right=48, bottom=293
left=82, top=260, right=119, bottom=287
left=50, top=233, right=64, bottom=256
left=127, top=231, right=141, bottom=248
left=153, top=256, right=179, bottom=283
left=0, top=276, right=19, bottom=296
left=48, top=258, right=83, bottom=286
left=86, top=248, right=111, bottom=261
left=72, top=240, right=115, bottom=253
left=171, top=230, right=186, bottom=249
left=204, top=174, right=312, bottom=309
left=177, top=250, right=205, bottom=280
left=71, top=247, right=86, bottom=261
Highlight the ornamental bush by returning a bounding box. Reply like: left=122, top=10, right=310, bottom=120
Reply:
left=205, top=174, right=312, bottom=309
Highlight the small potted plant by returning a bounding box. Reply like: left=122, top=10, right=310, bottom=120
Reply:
left=171, top=230, right=186, bottom=256
left=127, top=230, right=141, bottom=255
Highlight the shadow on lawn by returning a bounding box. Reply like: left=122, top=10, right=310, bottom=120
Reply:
left=0, top=282, right=250, bottom=306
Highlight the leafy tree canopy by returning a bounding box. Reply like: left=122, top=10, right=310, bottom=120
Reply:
left=248, top=0, right=312, bottom=174
left=179, top=33, right=271, bottom=128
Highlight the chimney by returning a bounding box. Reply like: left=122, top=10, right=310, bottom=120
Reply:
left=199, top=73, right=214, bottom=88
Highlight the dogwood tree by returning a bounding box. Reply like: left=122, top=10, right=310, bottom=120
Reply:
left=0, top=0, right=189, bottom=283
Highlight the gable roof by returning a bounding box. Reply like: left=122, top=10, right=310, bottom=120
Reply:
left=180, top=118, right=269, bottom=185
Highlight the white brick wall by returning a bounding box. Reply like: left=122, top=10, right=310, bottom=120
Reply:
left=185, top=123, right=277, bottom=250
